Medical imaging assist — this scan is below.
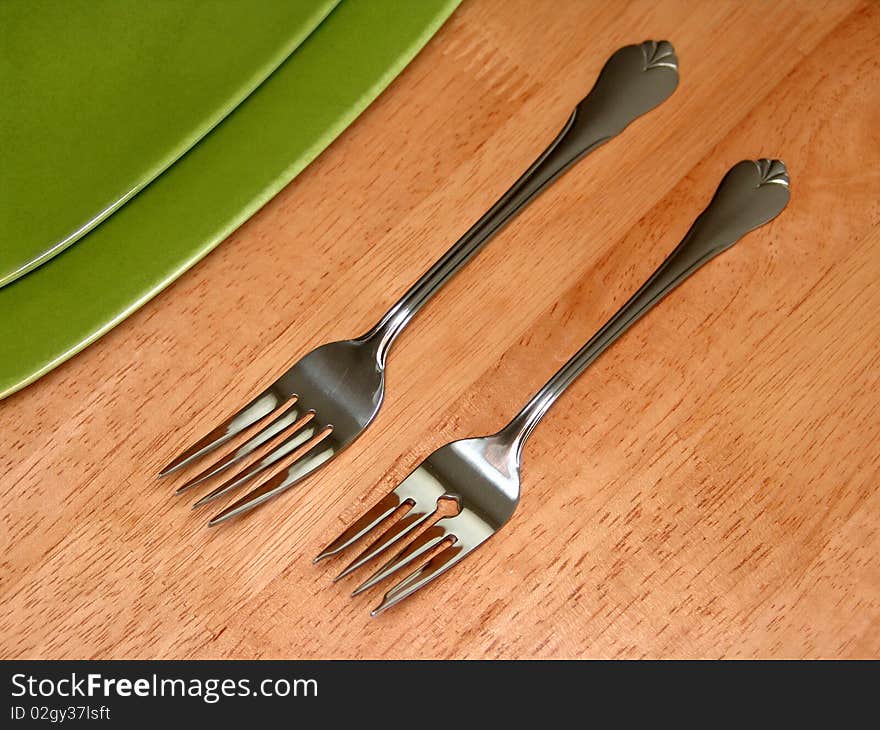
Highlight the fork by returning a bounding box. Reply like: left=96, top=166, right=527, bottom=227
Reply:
left=158, top=41, right=680, bottom=525
left=315, top=159, right=791, bottom=615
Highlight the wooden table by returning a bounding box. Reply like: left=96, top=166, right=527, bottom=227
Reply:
left=2, top=0, right=878, bottom=659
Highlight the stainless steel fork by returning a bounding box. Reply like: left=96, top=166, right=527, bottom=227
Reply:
left=158, top=41, right=679, bottom=525
left=316, top=159, right=791, bottom=615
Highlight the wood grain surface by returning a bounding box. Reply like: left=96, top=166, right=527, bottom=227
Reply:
left=2, top=0, right=878, bottom=659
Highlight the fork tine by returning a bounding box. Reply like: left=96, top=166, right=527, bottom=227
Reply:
left=313, top=492, right=407, bottom=564
left=350, top=523, right=449, bottom=596
left=191, top=421, right=320, bottom=508
left=158, top=388, right=288, bottom=477
left=207, top=436, right=335, bottom=526
left=334, top=507, right=435, bottom=582
left=370, top=542, right=468, bottom=617
left=176, top=405, right=313, bottom=495
left=370, top=511, right=496, bottom=615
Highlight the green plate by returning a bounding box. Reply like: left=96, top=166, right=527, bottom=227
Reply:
left=0, top=0, right=340, bottom=287
left=0, top=0, right=461, bottom=399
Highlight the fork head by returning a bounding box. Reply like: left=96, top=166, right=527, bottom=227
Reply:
left=315, top=432, right=522, bottom=615
left=159, top=335, right=387, bottom=524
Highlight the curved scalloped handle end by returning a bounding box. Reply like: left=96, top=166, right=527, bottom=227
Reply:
left=640, top=40, right=679, bottom=72
left=753, top=158, right=791, bottom=190
left=693, top=159, right=791, bottom=253
left=571, top=40, right=679, bottom=145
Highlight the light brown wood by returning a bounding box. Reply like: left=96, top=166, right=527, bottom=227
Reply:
left=1, top=0, right=878, bottom=659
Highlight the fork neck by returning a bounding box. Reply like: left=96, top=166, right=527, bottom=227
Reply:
left=362, top=304, right=411, bottom=369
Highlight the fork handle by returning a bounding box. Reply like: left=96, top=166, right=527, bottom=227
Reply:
left=366, top=41, right=679, bottom=365
left=501, top=159, right=791, bottom=458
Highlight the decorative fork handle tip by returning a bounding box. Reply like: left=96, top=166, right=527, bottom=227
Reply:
left=640, top=40, right=679, bottom=71
left=754, top=158, right=790, bottom=188
left=570, top=40, right=679, bottom=146
left=697, top=158, right=791, bottom=246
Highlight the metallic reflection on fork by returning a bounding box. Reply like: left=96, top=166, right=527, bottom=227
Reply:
left=157, top=41, right=681, bottom=525
left=316, top=159, right=791, bottom=615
